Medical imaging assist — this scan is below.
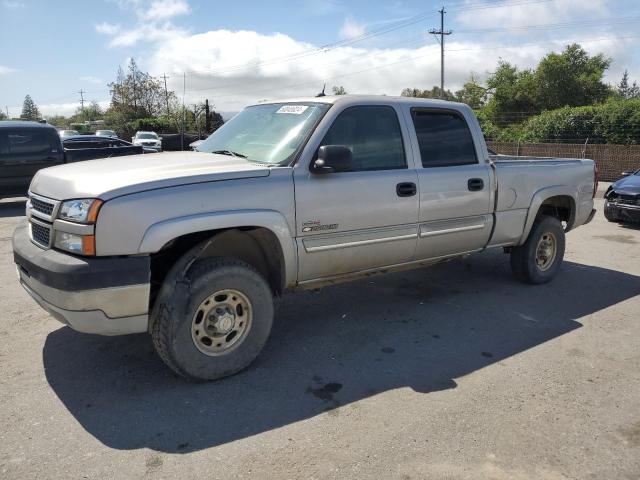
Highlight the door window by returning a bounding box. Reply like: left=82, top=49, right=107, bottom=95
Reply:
left=319, top=105, right=406, bottom=172
left=3, top=129, right=58, bottom=164
left=411, top=109, right=477, bottom=167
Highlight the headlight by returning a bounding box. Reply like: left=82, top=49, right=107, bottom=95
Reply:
left=58, top=198, right=103, bottom=224
left=54, top=232, right=96, bottom=256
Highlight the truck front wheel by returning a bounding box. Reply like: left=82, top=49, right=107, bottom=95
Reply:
left=151, top=257, right=274, bottom=381
left=510, top=216, right=565, bottom=284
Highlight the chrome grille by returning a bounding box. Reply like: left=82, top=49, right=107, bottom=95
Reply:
left=30, top=196, right=55, bottom=216
left=30, top=222, right=51, bottom=248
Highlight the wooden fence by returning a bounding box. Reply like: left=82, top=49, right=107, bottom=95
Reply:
left=487, top=141, right=640, bottom=182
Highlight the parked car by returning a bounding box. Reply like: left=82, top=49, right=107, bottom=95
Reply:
left=13, top=96, right=597, bottom=380
left=0, top=122, right=65, bottom=197
left=95, top=129, right=118, bottom=138
left=604, top=169, right=640, bottom=223
left=58, top=129, right=80, bottom=139
left=62, top=136, right=143, bottom=162
left=132, top=131, right=162, bottom=151
left=0, top=123, right=143, bottom=197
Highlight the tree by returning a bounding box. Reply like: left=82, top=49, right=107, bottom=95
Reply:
left=69, top=101, right=104, bottom=123
left=534, top=44, right=611, bottom=111
left=45, top=115, right=68, bottom=127
left=618, top=70, right=640, bottom=100
left=0, top=110, right=7, bottom=121
left=20, top=95, right=40, bottom=120
left=484, top=61, right=539, bottom=125
left=105, top=59, right=179, bottom=136
left=400, top=86, right=456, bottom=101
left=107, top=59, right=175, bottom=120
left=455, top=74, right=487, bottom=109
left=332, top=85, right=347, bottom=95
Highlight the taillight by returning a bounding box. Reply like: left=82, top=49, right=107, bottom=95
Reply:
left=593, top=163, right=599, bottom=198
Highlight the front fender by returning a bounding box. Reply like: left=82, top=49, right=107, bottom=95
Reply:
left=138, top=209, right=297, bottom=287
left=518, top=185, right=577, bottom=245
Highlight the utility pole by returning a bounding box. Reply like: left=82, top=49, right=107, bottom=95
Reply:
left=205, top=99, right=211, bottom=133
left=429, top=7, right=452, bottom=99
left=78, top=90, right=85, bottom=121
left=161, top=74, right=170, bottom=115
left=181, top=72, right=186, bottom=151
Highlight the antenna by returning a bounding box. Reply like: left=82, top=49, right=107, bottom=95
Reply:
left=316, top=83, right=326, bottom=97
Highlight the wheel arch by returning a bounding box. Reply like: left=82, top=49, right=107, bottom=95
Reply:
left=142, top=210, right=297, bottom=297
left=518, top=187, right=577, bottom=245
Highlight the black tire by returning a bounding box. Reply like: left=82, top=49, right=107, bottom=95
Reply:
left=151, top=256, right=274, bottom=381
left=510, top=216, right=565, bottom=284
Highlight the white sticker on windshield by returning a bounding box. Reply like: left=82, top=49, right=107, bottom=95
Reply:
left=276, top=105, right=309, bottom=114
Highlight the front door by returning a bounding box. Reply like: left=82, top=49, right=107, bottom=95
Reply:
left=294, top=104, right=419, bottom=282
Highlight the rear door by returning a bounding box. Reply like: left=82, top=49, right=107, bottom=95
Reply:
left=406, top=107, right=493, bottom=259
left=294, top=104, right=419, bottom=282
left=0, top=128, right=64, bottom=196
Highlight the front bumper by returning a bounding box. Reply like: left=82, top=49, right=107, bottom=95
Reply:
left=604, top=201, right=640, bottom=223
left=13, top=223, right=151, bottom=335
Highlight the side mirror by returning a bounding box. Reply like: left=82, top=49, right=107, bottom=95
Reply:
left=312, top=145, right=352, bottom=174
left=158, top=137, right=163, bottom=141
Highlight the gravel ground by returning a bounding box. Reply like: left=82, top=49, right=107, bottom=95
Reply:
left=0, top=196, right=639, bottom=480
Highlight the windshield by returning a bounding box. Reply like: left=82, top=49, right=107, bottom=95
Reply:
left=137, top=133, right=157, bottom=139
left=97, top=130, right=115, bottom=136
left=196, top=103, right=330, bottom=165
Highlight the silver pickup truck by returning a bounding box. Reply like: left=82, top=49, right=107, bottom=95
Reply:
left=13, top=96, right=597, bottom=380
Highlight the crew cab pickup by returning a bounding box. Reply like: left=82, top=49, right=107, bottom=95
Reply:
left=12, top=96, right=597, bottom=380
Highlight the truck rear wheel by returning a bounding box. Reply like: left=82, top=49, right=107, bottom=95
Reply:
left=510, top=216, right=565, bottom=284
left=151, top=257, right=274, bottom=381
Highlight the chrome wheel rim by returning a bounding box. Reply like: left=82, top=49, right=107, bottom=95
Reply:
left=191, top=289, right=252, bottom=356
left=535, top=232, right=557, bottom=271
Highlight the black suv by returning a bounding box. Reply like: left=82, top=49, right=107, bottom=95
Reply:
left=1, top=122, right=144, bottom=198
left=0, top=121, right=64, bottom=197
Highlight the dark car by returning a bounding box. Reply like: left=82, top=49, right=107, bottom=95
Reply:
left=604, top=169, right=640, bottom=223
left=0, top=122, right=144, bottom=198
left=62, top=136, right=143, bottom=162
left=0, top=121, right=65, bottom=197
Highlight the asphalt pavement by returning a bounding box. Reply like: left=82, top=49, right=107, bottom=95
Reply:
left=0, top=196, right=639, bottom=479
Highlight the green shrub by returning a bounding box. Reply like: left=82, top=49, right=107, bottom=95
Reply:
left=483, top=99, right=640, bottom=144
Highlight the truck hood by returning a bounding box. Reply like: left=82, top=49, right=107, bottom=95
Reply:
left=30, top=151, right=271, bottom=201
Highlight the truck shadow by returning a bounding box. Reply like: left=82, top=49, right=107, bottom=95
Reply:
left=42, top=250, right=640, bottom=453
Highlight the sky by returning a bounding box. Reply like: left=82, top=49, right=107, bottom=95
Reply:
left=1, top=0, right=640, bottom=118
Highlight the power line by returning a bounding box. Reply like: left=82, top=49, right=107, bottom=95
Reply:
left=429, top=7, right=452, bottom=99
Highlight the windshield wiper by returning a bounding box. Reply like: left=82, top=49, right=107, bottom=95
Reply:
left=211, top=149, right=247, bottom=159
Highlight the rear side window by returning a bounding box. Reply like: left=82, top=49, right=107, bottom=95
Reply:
left=8, top=130, right=53, bottom=155
left=411, top=109, right=477, bottom=167
left=320, top=105, right=406, bottom=172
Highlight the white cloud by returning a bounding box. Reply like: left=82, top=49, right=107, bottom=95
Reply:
left=456, top=0, right=608, bottom=30
left=147, top=0, right=190, bottom=20
left=80, top=76, right=104, bottom=85
left=3, top=100, right=111, bottom=118
left=303, top=0, right=343, bottom=16
left=96, top=0, right=190, bottom=47
left=2, top=0, right=25, bottom=8
left=339, top=17, right=365, bottom=40
left=0, top=65, right=15, bottom=75
left=95, top=22, right=121, bottom=35
left=140, top=27, right=634, bottom=113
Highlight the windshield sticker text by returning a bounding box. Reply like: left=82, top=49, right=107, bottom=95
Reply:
left=276, top=105, right=309, bottom=114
